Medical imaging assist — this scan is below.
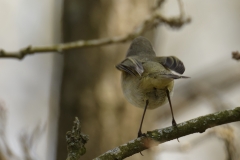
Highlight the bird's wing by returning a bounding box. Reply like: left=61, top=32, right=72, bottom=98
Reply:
left=154, top=56, right=185, bottom=74
left=116, top=57, right=144, bottom=76
left=152, top=73, right=189, bottom=79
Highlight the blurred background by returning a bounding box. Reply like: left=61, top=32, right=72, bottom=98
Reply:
left=0, top=0, right=239, bottom=160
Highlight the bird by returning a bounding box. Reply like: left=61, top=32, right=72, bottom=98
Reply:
left=116, top=36, right=189, bottom=138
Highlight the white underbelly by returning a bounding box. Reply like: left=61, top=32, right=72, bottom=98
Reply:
left=121, top=73, right=174, bottom=110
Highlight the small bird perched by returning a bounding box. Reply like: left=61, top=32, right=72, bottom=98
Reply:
left=116, top=36, right=188, bottom=138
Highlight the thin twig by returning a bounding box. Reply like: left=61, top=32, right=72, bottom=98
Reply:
left=152, top=0, right=166, bottom=11
left=177, top=0, right=185, bottom=19
left=19, top=123, right=46, bottom=160
left=213, top=126, right=237, bottom=160
left=0, top=2, right=190, bottom=60
left=94, top=107, right=240, bottom=160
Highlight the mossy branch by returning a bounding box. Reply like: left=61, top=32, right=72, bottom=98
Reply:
left=94, top=107, right=240, bottom=160
left=66, top=117, right=89, bottom=160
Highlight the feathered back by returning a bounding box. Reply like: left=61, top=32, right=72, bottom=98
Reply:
left=126, top=36, right=156, bottom=57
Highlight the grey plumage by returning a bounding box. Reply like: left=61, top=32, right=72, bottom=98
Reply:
left=116, top=36, right=189, bottom=137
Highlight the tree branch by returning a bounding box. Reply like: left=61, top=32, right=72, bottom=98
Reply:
left=94, top=107, right=240, bottom=160
left=0, top=2, right=190, bottom=59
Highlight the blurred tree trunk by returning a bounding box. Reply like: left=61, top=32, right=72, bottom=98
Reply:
left=57, top=0, right=154, bottom=159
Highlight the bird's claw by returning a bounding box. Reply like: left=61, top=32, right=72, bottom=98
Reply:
left=138, top=131, right=146, bottom=138
left=172, top=119, right=177, bottom=127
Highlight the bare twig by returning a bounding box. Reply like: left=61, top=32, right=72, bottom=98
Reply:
left=0, top=102, right=16, bottom=159
left=177, top=0, right=185, bottom=19
left=19, top=123, right=46, bottom=160
left=0, top=101, right=47, bottom=160
left=232, top=51, right=240, bottom=61
left=94, top=107, right=240, bottom=160
left=0, top=103, right=9, bottom=160
left=0, top=2, right=190, bottom=59
left=213, top=126, right=237, bottom=160
left=152, top=0, right=166, bottom=11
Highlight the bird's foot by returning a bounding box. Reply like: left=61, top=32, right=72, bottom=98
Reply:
left=138, top=131, right=147, bottom=138
left=172, top=119, right=180, bottom=142
left=172, top=119, right=177, bottom=127
left=137, top=131, right=146, bottom=156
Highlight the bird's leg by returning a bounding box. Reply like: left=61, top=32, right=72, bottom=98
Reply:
left=166, top=89, right=177, bottom=126
left=138, top=100, right=149, bottom=156
left=166, top=89, right=180, bottom=142
left=138, top=100, right=149, bottom=138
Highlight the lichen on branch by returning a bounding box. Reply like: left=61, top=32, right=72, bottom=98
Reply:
left=66, top=117, right=89, bottom=160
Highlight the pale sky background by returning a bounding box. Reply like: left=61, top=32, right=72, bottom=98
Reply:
left=0, top=0, right=239, bottom=160
left=0, top=0, right=62, bottom=159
